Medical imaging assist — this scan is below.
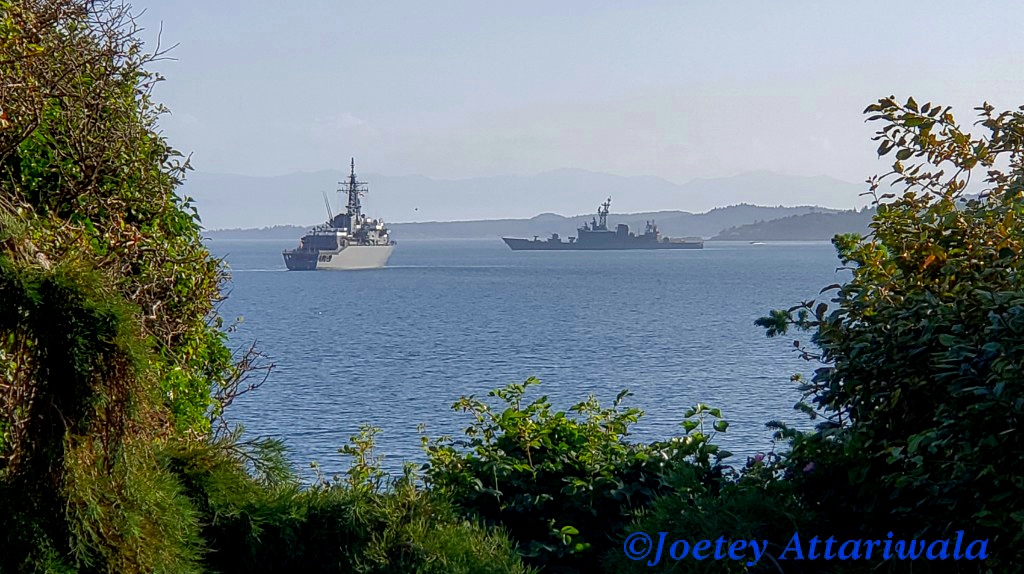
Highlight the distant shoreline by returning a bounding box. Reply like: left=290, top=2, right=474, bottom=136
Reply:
left=205, top=236, right=837, bottom=244
left=202, top=204, right=870, bottom=242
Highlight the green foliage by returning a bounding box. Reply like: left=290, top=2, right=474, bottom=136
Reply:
left=0, top=255, right=207, bottom=573
left=11, top=2, right=1024, bottom=571
left=423, top=378, right=732, bottom=573
left=162, top=429, right=532, bottom=574
left=759, top=97, right=1024, bottom=571
left=608, top=454, right=816, bottom=574
left=334, top=424, right=391, bottom=493
left=1, top=0, right=233, bottom=437
left=0, top=256, right=145, bottom=471
left=60, top=439, right=205, bottom=573
left=1, top=2, right=252, bottom=570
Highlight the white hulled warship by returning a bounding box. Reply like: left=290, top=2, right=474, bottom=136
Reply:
left=282, top=159, right=395, bottom=270
left=503, top=198, right=703, bottom=250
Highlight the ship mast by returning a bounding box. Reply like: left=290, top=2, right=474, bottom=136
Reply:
left=598, top=197, right=611, bottom=229
left=339, top=158, right=368, bottom=222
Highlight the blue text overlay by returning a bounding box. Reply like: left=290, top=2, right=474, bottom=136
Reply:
left=622, top=531, right=989, bottom=567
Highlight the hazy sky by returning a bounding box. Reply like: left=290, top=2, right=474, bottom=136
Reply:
left=134, top=1, right=1024, bottom=185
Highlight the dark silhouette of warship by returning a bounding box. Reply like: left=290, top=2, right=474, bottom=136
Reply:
left=503, top=198, right=703, bottom=251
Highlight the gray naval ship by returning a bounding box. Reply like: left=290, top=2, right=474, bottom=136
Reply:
left=503, top=198, right=703, bottom=250
left=282, top=159, right=395, bottom=270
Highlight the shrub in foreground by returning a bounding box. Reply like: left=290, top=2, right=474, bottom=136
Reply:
left=607, top=455, right=815, bottom=574
left=163, top=431, right=531, bottom=574
left=758, top=97, right=1024, bottom=571
left=423, top=379, right=734, bottom=573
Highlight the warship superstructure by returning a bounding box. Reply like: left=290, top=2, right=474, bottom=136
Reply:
left=282, top=159, right=395, bottom=270
left=502, top=198, right=703, bottom=250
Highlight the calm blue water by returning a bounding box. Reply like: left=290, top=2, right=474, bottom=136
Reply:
left=208, top=239, right=845, bottom=479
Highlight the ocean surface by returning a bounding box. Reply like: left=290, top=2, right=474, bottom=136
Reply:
left=208, top=238, right=847, bottom=479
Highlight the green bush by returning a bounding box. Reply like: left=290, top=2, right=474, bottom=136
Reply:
left=0, top=255, right=207, bottom=573
left=162, top=430, right=532, bottom=574
left=0, top=2, right=241, bottom=569
left=758, top=97, right=1024, bottom=571
left=423, top=378, right=732, bottom=573
left=1, top=0, right=232, bottom=440
left=607, top=454, right=815, bottom=574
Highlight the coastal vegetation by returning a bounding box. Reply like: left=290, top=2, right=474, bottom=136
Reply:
left=2, top=1, right=1023, bottom=573
left=0, top=2, right=526, bottom=572
left=712, top=207, right=874, bottom=241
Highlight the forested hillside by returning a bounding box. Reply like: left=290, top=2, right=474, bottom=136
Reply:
left=712, top=208, right=875, bottom=240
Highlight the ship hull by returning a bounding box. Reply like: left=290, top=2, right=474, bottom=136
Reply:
left=502, top=238, right=703, bottom=250
left=283, top=244, right=395, bottom=270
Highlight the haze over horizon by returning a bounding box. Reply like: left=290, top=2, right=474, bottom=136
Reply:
left=182, top=168, right=868, bottom=229
left=133, top=0, right=1024, bottom=222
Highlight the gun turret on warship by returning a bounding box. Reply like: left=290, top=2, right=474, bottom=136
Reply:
left=502, top=198, right=704, bottom=250
left=282, top=159, right=396, bottom=270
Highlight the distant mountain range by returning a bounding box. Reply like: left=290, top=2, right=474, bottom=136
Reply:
left=387, top=204, right=840, bottom=240
left=180, top=168, right=867, bottom=230
left=206, top=204, right=853, bottom=241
